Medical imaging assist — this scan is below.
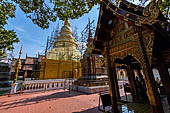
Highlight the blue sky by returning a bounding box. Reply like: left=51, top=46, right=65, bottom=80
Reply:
left=5, top=0, right=149, bottom=59
left=5, top=5, right=99, bottom=59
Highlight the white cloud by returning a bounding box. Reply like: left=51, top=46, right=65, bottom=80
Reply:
left=14, top=26, right=25, bottom=32
left=8, top=22, right=26, bottom=33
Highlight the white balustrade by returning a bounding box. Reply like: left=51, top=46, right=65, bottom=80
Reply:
left=22, top=79, right=74, bottom=93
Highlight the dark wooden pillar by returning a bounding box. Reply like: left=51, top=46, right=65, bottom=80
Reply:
left=137, top=69, right=149, bottom=103
left=135, top=27, right=164, bottom=113
left=136, top=70, right=144, bottom=82
left=113, top=65, right=121, bottom=99
left=105, top=41, right=119, bottom=113
left=157, top=60, right=170, bottom=106
left=126, top=65, right=140, bottom=102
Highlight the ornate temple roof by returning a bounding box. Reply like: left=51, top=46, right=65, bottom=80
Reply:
left=93, top=0, right=170, bottom=55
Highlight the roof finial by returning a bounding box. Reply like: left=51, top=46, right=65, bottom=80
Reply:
left=64, top=20, right=70, bottom=27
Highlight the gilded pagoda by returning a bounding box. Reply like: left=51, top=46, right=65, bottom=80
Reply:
left=39, top=20, right=82, bottom=79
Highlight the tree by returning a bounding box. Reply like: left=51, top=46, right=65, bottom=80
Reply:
left=0, top=0, right=19, bottom=56
left=160, top=0, right=170, bottom=20
left=11, top=0, right=99, bottom=29
left=12, top=0, right=57, bottom=29
left=12, top=0, right=169, bottom=29
left=53, top=0, right=99, bottom=20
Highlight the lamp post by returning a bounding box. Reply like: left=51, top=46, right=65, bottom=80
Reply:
left=10, top=46, right=22, bottom=94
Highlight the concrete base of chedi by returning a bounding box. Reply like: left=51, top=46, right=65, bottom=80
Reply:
left=39, top=59, right=82, bottom=79
left=72, top=85, right=109, bottom=94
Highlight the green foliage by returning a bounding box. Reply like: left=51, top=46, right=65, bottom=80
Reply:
left=159, top=0, right=170, bottom=20
left=10, top=0, right=144, bottom=29
left=0, top=0, right=19, bottom=56
left=12, top=0, right=100, bottom=28
left=53, top=0, right=99, bottom=20
left=10, top=0, right=169, bottom=30
left=12, top=0, right=57, bottom=29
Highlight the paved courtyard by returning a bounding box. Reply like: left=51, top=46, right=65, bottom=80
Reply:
left=0, top=89, right=169, bottom=113
left=0, top=90, right=102, bottom=113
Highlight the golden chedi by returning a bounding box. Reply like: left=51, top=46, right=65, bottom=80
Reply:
left=39, top=20, right=82, bottom=79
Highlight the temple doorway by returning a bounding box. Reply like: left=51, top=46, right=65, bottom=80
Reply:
left=114, top=55, right=149, bottom=103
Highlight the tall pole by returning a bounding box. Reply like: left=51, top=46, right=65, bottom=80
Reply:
left=43, top=37, right=49, bottom=79
left=10, top=46, right=22, bottom=94
left=13, top=46, right=22, bottom=84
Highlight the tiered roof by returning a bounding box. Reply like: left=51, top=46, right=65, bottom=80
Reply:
left=93, top=0, right=170, bottom=57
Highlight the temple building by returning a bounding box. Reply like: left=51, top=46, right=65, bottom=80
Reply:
left=10, top=54, right=43, bottom=80
left=93, top=0, right=170, bottom=113
left=39, top=20, right=82, bottom=79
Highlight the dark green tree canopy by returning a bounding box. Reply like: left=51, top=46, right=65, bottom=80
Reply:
left=0, top=0, right=19, bottom=56
left=12, top=0, right=170, bottom=29
left=53, top=0, right=99, bottom=20
left=160, top=0, right=170, bottom=20
left=12, top=0, right=100, bottom=29
left=13, top=0, right=57, bottom=29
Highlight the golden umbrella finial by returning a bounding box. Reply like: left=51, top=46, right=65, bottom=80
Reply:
left=64, top=20, right=70, bottom=27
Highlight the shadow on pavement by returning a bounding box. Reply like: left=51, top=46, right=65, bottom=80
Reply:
left=72, top=106, right=102, bottom=113
left=0, top=90, right=85, bottom=110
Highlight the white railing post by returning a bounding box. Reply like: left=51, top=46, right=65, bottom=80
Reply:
left=44, top=83, right=46, bottom=92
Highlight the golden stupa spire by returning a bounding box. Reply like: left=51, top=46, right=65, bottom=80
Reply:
left=64, top=20, right=70, bottom=27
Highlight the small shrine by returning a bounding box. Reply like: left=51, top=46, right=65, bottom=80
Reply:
left=93, top=0, right=170, bottom=113
left=72, top=20, right=109, bottom=94
left=77, top=30, right=108, bottom=89
left=81, top=29, right=107, bottom=80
